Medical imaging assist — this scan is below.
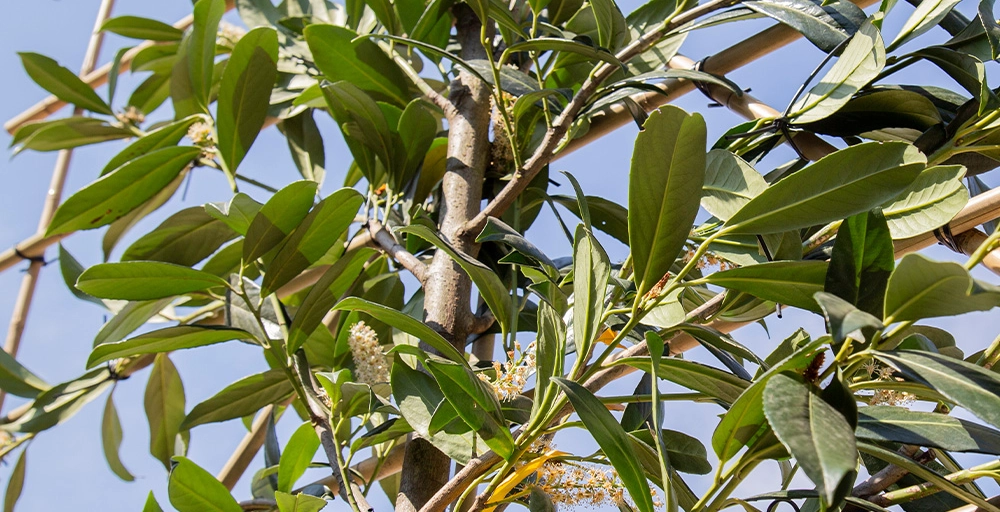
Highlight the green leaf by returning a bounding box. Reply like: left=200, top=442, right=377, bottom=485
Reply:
left=147, top=355, right=186, bottom=469
left=389, top=360, right=475, bottom=463
left=217, top=27, right=279, bottom=175
left=883, top=254, right=1000, bottom=323
left=0, top=368, right=112, bottom=433
left=908, top=47, right=993, bottom=113
left=286, top=249, right=375, bottom=353
left=476, top=217, right=558, bottom=275
left=168, top=457, right=241, bottom=512
left=551, top=194, right=629, bottom=245
left=531, top=302, right=566, bottom=421
left=188, top=0, right=226, bottom=113
left=334, top=297, right=467, bottom=364
left=701, top=149, right=768, bottom=221
left=280, top=110, right=326, bottom=185
left=58, top=245, right=104, bottom=308
left=706, top=261, right=829, bottom=312
left=887, top=0, right=962, bottom=51
left=205, top=193, right=263, bottom=236
left=629, top=106, right=706, bottom=299
left=552, top=378, right=655, bottom=512
left=590, top=0, right=630, bottom=50
left=18, top=52, right=113, bottom=115
left=858, top=405, right=1000, bottom=455
left=3, top=448, right=26, bottom=512
left=763, top=372, right=857, bottom=505
left=425, top=360, right=515, bottom=459
left=401, top=224, right=514, bottom=334
left=77, top=261, right=228, bottom=301
left=101, top=16, right=184, bottom=41
left=824, top=209, right=894, bottom=317
left=262, top=188, right=363, bottom=295
left=882, top=165, right=968, bottom=239
left=278, top=422, right=321, bottom=492
left=0, top=348, right=48, bottom=399
left=102, top=391, right=135, bottom=481
left=980, top=0, right=1000, bottom=60
left=93, top=298, right=174, bottom=347
left=572, top=225, right=610, bottom=365
left=47, top=146, right=201, bottom=236
left=712, top=338, right=826, bottom=462
left=814, top=292, right=883, bottom=345
left=122, top=207, right=238, bottom=266
left=877, top=350, right=1000, bottom=430
left=504, top=38, right=623, bottom=68
left=275, top=491, right=327, bottom=512
left=101, top=117, right=202, bottom=176
left=89, top=326, right=250, bottom=368
left=10, top=117, right=131, bottom=155
left=143, top=492, right=164, bottom=512
left=788, top=19, right=885, bottom=124
left=182, top=370, right=294, bottom=429
left=130, top=73, right=171, bottom=115
left=722, top=142, right=926, bottom=235
left=244, top=181, right=319, bottom=262
left=742, top=0, right=865, bottom=53
left=304, top=25, right=411, bottom=106
left=613, top=357, right=750, bottom=404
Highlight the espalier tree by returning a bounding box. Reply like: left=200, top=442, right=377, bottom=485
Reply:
left=9, top=0, right=1000, bottom=511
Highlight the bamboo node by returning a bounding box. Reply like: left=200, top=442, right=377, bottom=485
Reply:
left=12, top=247, right=47, bottom=267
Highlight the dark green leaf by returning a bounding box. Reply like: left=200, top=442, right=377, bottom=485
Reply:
left=629, top=106, right=706, bottom=299
left=205, top=193, right=264, bottom=236
left=47, top=146, right=201, bottom=236
left=18, top=52, right=113, bottom=115
left=426, top=360, right=515, bottom=459
left=613, top=357, right=750, bottom=404
left=858, top=405, right=1000, bottom=454
left=122, top=207, right=238, bottom=266
left=0, top=368, right=112, bottom=434
left=814, top=292, right=883, bottom=345
left=744, top=0, right=865, bottom=52
left=825, top=209, right=894, bottom=316
left=58, top=245, right=104, bottom=307
left=280, top=110, right=326, bottom=185
left=883, top=254, right=1000, bottom=323
left=182, top=370, right=294, bottom=429
left=217, top=27, right=279, bottom=175
left=287, top=249, right=375, bottom=353
left=304, top=25, right=411, bottom=106
left=102, top=116, right=202, bottom=176
left=701, top=149, right=768, bottom=221
left=334, top=297, right=467, bottom=364
left=89, top=326, right=250, bottom=368
left=706, top=261, right=829, bottom=312
left=101, top=16, right=184, bottom=41
left=278, top=422, right=320, bottom=492
left=722, top=142, right=926, bottom=235
left=552, top=377, right=655, bottom=512
left=244, top=181, right=318, bottom=261
left=93, top=298, right=174, bottom=347
left=980, top=0, right=1000, bottom=60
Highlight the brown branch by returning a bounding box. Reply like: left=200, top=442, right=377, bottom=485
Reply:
left=851, top=445, right=923, bottom=499
left=368, top=219, right=429, bottom=284
left=239, top=499, right=277, bottom=511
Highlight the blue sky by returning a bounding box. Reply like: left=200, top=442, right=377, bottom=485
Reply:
left=1, top=1, right=1000, bottom=511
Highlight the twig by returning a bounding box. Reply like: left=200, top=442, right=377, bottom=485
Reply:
left=239, top=499, right=277, bottom=511
left=0, top=0, right=117, bottom=412
left=851, top=445, right=922, bottom=499
left=367, top=219, right=429, bottom=284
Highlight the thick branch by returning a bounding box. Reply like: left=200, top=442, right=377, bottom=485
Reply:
left=368, top=219, right=429, bottom=284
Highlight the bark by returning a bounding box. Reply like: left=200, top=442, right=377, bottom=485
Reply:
left=396, top=5, right=493, bottom=511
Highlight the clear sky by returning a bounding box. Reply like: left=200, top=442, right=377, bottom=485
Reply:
left=1, top=1, right=999, bottom=511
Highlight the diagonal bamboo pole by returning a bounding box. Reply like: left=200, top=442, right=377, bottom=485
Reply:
left=0, top=0, right=118, bottom=412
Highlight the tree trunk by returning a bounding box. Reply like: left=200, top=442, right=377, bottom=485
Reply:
left=396, top=6, right=492, bottom=511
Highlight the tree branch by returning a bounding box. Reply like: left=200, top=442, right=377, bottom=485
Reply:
left=367, top=219, right=429, bottom=285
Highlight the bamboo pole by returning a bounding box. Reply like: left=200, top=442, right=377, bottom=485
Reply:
left=217, top=404, right=277, bottom=490
left=3, top=0, right=237, bottom=134
left=0, top=0, right=117, bottom=412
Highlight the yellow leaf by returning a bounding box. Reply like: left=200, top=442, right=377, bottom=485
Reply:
left=485, top=450, right=567, bottom=508
left=596, top=328, right=617, bottom=344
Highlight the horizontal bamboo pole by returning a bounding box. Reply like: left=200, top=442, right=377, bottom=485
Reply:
left=4, top=1, right=237, bottom=135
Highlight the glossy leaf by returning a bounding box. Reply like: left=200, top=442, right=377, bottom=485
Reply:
left=629, top=106, right=706, bottom=298
left=89, top=326, right=250, bottom=368
left=217, top=27, right=279, bottom=175
left=278, top=422, right=320, bottom=492
left=425, top=360, right=515, bottom=459
left=262, top=188, right=363, bottom=295
left=788, top=19, right=885, bottom=124
left=102, top=117, right=202, bottom=176
left=743, top=0, right=865, bottom=52
left=553, top=378, right=655, bottom=512
left=980, top=0, right=1000, bottom=60
left=102, top=391, right=135, bottom=481
left=47, top=146, right=201, bottom=236
left=712, top=338, right=825, bottom=462
left=334, top=297, right=467, bottom=364
left=505, top=38, right=623, bottom=68
left=11, top=117, right=131, bottom=155
left=77, top=261, right=227, bottom=301
left=614, top=357, right=750, bottom=404
left=702, top=149, right=768, bottom=221
left=722, top=142, right=926, bottom=235
left=101, top=16, right=184, bottom=41
left=882, top=165, right=968, bottom=239
left=390, top=360, right=475, bottom=463
left=182, top=370, right=293, bottom=429
left=825, top=209, right=894, bottom=316
left=18, top=52, right=113, bottom=115
left=888, top=0, right=962, bottom=50
left=286, top=249, right=375, bottom=353
left=883, top=254, right=1000, bottom=323
left=122, top=207, right=238, bottom=266
left=280, top=110, right=326, bottom=185
left=147, top=355, right=186, bottom=469
left=814, top=292, right=883, bottom=345
left=275, top=491, right=327, bottom=512
left=168, top=457, right=241, bottom=512
left=188, top=0, right=226, bottom=112
left=706, top=261, right=829, bottom=312
left=909, top=47, right=992, bottom=113
left=304, top=25, right=411, bottom=106
left=573, top=225, right=610, bottom=366
left=877, top=350, right=1000, bottom=430
left=244, top=181, right=319, bottom=262
left=764, top=372, right=857, bottom=505
left=205, top=193, right=263, bottom=236
left=858, top=405, right=1000, bottom=454
left=401, top=224, right=513, bottom=334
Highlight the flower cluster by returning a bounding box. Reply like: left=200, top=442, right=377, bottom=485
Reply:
left=116, top=105, right=145, bottom=126
left=682, top=247, right=738, bottom=271
left=347, top=321, right=390, bottom=386
left=534, top=461, right=661, bottom=509
left=216, top=22, right=246, bottom=49
left=187, top=121, right=216, bottom=148
left=863, top=360, right=915, bottom=407
left=478, top=342, right=536, bottom=401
